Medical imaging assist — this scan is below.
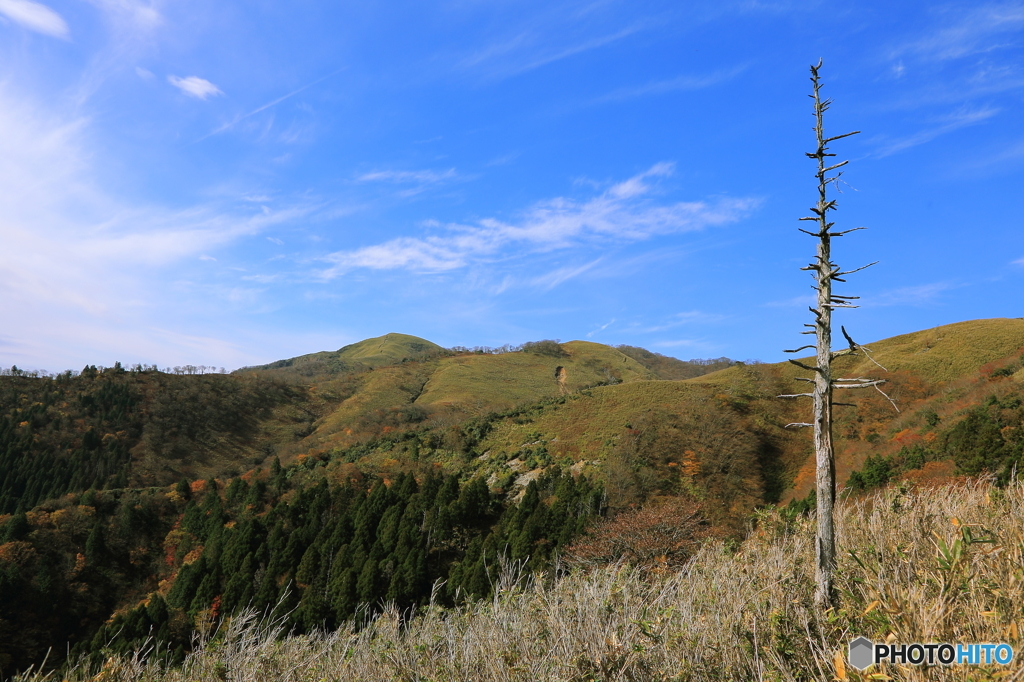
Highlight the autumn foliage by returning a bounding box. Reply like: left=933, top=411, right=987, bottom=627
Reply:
left=563, top=495, right=716, bottom=570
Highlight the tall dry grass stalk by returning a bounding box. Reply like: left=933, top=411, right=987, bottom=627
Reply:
left=28, top=479, right=1024, bottom=682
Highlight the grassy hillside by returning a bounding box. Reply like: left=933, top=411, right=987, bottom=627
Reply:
left=334, top=333, right=447, bottom=368
left=255, top=317, right=1024, bottom=520
left=415, top=341, right=654, bottom=410
left=615, top=344, right=736, bottom=380
left=669, top=318, right=1024, bottom=500
left=5, top=318, right=1024, bottom=679
left=264, top=339, right=659, bottom=461
left=781, top=318, right=1024, bottom=499
left=241, top=333, right=446, bottom=378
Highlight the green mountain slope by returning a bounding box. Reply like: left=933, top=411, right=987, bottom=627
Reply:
left=4, top=319, right=1024, bottom=678
left=318, top=318, right=1024, bottom=517
left=415, top=341, right=654, bottom=409
left=242, top=333, right=446, bottom=378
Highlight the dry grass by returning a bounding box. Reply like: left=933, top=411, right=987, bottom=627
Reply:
left=417, top=344, right=653, bottom=413
left=477, top=380, right=724, bottom=463
left=31, top=479, right=1024, bottom=682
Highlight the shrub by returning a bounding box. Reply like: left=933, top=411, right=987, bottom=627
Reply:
left=562, top=496, right=714, bottom=570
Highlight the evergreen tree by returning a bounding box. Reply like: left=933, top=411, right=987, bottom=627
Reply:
left=85, top=521, right=107, bottom=563
left=1, top=511, right=29, bottom=543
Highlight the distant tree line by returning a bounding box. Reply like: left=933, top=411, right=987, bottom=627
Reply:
left=614, top=346, right=739, bottom=380
left=447, top=339, right=566, bottom=356
left=0, top=368, right=296, bottom=514
left=1, top=363, right=226, bottom=378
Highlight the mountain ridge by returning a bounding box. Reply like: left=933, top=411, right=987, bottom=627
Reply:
left=4, top=317, right=1024, bottom=676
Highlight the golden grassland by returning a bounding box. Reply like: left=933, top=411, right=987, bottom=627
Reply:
left=35, top=479, right=1024, bottom=682
left=284, top=318, right=1024, bottom=518
left=477, top=380, right=738, bottom=462
left=694, top=318, right=1024, bottom=389
left=266, top=340, right=658, bottom=462
left=332, top=333, right=447, bottom=368
left=113, top=318, right=1024, bottom=518
left=416, top=342, right=653, bottom=412
left=250, top=319, right=1024, bottom=487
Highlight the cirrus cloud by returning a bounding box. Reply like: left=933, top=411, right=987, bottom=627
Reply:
left=319, top=163, right=760, bottom=278
left=0, top=0, right=68, bottom=38
left=168, top=75, right=223, bottom=100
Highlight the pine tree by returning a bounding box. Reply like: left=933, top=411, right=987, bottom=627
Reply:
left=1, top=511, right=29, bottom=543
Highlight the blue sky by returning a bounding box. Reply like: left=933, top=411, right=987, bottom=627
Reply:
left=2, top=0, right=1024, bottom=371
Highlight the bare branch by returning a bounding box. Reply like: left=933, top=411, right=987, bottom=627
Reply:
left=784, top=422, right=814, bottom=429
left=834, top=380, right=887, bottom=389
left=822, top=160, right=850, bottom=172
left=833, top=261, right=879, bottom=278
left=858, top=344, right=890, bottom=372
left=784, top=345, right=815, bottom=353
left=778, top=393, right=814, bottom=399
left=823, top=131, right=860, bottom=143
left=788, top=359, right=820, bottom=372
left=828, top=227, right=866, bottom=236
left=875, top=383, right=900, bottom=413
left=840, top=325, right=857, bottom=350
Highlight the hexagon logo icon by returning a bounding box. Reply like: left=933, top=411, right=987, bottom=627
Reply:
left=848, top=637, right=874, bottom=671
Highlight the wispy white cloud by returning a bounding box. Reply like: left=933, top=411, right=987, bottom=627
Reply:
left=892, top=3, right=1024, bottom=62
left=486, top=152, right=520, bottom=167
left=873, top=3, right=1024, bottom=116
left=651, top=339, right=701, bottom=348
left=586, top=318, right=616, bottom=338
left=356, top=167, right=461, bottom=198
left=764, top=293, right=816, bottom=308
left=457, top=16, right=647, bottom=81
left=0, top=85, right=314, bottom=370
left=198, top=69, right=343, bottom=141
left=631, top=310, right=727, bottom=333
left=87, top=0, right=160, bottom=32
left=0, top=0, right=68, bottom=38
left=594, top=64, right=748, bottom=103
left=501, top=25, right=641, bottom=76
left=357, top=168, right=458, bottom=184
left=318, top=163, right=759, bottom=278
left=63, top=0, right=163, bottom=107
left=529, top=258, right=604, bottom=290
left=870, top=282, right=956, bottom=306
left=872, top=106, right=1000, bottom=157
left=168, top=75, right=223, bottom=100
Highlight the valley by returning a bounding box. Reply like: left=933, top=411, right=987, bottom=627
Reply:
left=2, top=318, right=1024, bottom=678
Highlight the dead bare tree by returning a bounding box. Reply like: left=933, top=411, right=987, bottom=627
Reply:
left=779, top=60, right=896, bottom=609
